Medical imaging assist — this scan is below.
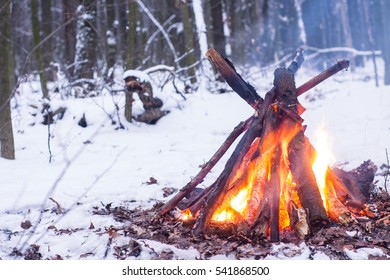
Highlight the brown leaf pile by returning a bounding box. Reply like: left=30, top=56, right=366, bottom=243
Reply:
left=93, top=193, right=390, bottom=260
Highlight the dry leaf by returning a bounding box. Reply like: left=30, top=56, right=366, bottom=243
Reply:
left=21, top=220, right=32, bottom=229
left=146, top=177, right=158, bottom=185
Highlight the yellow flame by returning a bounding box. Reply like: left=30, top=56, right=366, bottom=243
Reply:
left=180, top=209, right=192, bottom=221
left=213, top=210, right=233, bottom=222
left=312, top=126, right=335, bottom=211
left=230, top=188, right=249, bottom=213
left=212, top=187, right=250, bottom=222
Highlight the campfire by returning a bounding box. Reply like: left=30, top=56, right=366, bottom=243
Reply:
left=159, top=49, right=376, bottom=242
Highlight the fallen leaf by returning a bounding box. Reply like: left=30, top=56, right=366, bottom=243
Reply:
left=51, top=254, right=63, bottom=260
left=146, top=177, right=158, bottom=185
left=107, top=228, right=120, bottom=239
left=21, top=220, right=32, bottom=229
left=79, top=252, right=94, bottom=259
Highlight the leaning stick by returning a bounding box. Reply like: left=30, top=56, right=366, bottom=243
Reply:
left=296, top=60, right=350, bottom=96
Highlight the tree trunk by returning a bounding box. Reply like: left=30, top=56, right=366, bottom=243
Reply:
left=361, top=0, right=379, bottom=86
left=106, top=0, right=117, bottom=71
left=193, top=0, right=214, bottom=89
left=73, top=0, right=97, bottom=92
left=62, top=0, right=77, bottom=76
left=124, top=0, right=138, bottom=123
left=347, top=0, right=367, bottom=67
left=126, top=0, right=137, bottom=70
left=41, top=0, right=55, bottom=81
left=0, top=3, right=15, bottom=160
left=180, top=1, right=197, bottom=86
left=210, top=0, right=226, bottom=56
left=31, top=0, right=49, bottom=99
left=381, top=0, right=390, bottom=85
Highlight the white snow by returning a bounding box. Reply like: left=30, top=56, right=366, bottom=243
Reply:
left=1, top=59, right=389, bottom=260
left=122, top=69, right=151, bottom=82
left=344, top=247, right=385, bottom=260
left=346, top=230, right=358, bottom=237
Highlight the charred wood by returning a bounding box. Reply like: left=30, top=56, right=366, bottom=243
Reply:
left=206, top=48, right=262, bottom=109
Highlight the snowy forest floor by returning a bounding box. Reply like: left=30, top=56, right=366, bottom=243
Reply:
left=1, top=61, right=390, bottom=260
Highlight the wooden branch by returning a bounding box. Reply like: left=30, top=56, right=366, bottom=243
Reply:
left=159, top=116, right=253, bottom=215
left=206, top=48, right=262, bottom=109
left=296, top=60, right=350, bottom=96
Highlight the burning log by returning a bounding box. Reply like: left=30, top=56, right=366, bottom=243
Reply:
left=160, top=48, right=374, bottom=242
left=288, top=130, right=329, bottom=224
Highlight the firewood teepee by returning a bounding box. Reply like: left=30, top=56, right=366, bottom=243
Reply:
left=159, top=49, right=372, bottom=242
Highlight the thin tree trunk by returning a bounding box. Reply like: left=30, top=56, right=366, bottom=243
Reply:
left=381, top=0, right=390, bottom=85
left=0, top=3, right=15, bottom=159
left=41, top=0, right=55, bottom=81
left=124, top=0, right=138, bottom=123
left=73, top=0, right=97, bottom=91
left=362, top=0, right=379, bottom=86
left=181, top=1, right=197, bottom=86
left=193, top=0, right=214, bottom=89
left=62, top=0, right=77, bottom=76
left=339, top=0, right=355, bottom=71
left=210, top=0, right=226, bottom=56
left=32, top=0, right=49, bottom=99
left=106, top=0, right=117, bottom=71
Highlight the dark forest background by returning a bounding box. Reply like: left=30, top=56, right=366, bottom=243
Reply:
left=2, top=0, right=390, bottom=86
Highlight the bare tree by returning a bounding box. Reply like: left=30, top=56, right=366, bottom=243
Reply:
left=73, top=0, right=98, bottom=92
left=193, top=0, right=214, bottom=88
left=180, top=0, right=197, bottom=86
left=31, top=0, right=49, bottom=99
left=41, top=0, right=55, bottom=81
left=0, top=2, right=15, bottom=159
left=209, top=0, right=226, bottom=56
left=381, top=0, right=390, bottom=85
left=124, top=0, right=139, bottom=122
left=62, top=0, right=77, bottom=77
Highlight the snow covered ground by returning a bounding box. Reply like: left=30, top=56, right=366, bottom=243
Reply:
left=1, top=60, right=389, bottom=260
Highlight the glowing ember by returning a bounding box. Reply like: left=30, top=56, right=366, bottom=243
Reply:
left=180, top=209, right=192, bottom=221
